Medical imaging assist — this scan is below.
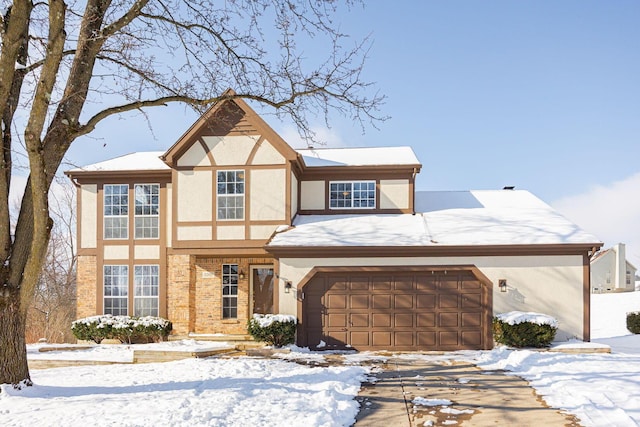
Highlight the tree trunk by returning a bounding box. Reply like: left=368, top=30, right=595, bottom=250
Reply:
left=0, top=287, right=30, bottom=386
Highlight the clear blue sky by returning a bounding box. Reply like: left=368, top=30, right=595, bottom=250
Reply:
left=65, top=1, right=640, bottom=263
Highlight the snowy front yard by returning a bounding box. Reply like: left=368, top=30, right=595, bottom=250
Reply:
left=2, top=291, right=640, bottom=426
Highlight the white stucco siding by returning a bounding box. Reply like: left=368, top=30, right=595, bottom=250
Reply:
left=216, top=225, right=245, bottom=240
left=177, top=225, right=212, bottom=240
left=250, top=225, right=279, bottom=240
left=103, top=245, right=129, bottom=260
left=203, top=135, right=259, bottom=166
left=250, top=169, right=286, bottom=221
left=177, top=142, right=210, bottom=167
left=134, top=245, right=160, bottom=260
left=251, top=139, right=286, bottom=165
left=300, top=181, right=325, bottom=210
left=277, top=255, right=585, bottom=342
left=80, top=184, right=97, bottom=249
left=379, top=179, right=410, bottom=210
left=176, top=170, right=212, bottom=221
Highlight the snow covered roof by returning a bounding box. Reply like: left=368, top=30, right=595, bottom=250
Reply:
left=66, top=152, right=169, bottom=173
left=268, top=190, right=602, bottom=248
left=296, top=146, right=420, bottom=167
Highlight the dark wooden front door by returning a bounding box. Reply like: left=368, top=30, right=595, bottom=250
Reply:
left=252, top=268, right=274, bottom=314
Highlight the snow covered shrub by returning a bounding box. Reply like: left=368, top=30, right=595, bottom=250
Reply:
left=492, top=311, right=558, bottom=348
left=72, top=315, right=172, bottom=344
left=626, top=312, right=640, bottom=334
left=247, top=314, right=297, bottom=347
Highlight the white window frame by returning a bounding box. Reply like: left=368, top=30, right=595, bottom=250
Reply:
left=134, top=184, right=160, bottom=239
left=134, top=264, right=159, bottom=317
left=217, top=170, right=245, bottom=220
left=329, top=180, right=376, bottom=209
left=222, top=264, right=239, bottom=319
left=104, top=184, right=129, bottom=239
left=103, top=265, right=128, bottom=315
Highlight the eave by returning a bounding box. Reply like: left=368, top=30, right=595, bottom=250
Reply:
left=266, top=242, right=603, bottom=258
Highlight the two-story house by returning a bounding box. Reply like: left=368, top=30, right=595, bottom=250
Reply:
left=591, top=243, right=637, bottom=293
left=66, top=92, right=603, bottom=351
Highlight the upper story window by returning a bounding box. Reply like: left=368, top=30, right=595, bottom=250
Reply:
left=104, top=184, right=128, bottom=239
left=217, top=170, right=244, bottom=220
left=329, top=181, right=376, bottom=209
left=134, top=184, right=159, bottom=239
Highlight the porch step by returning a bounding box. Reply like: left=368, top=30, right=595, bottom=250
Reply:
left=133, top=347, right=236, bottom=363
left=169, top=333, right=255, bottom=342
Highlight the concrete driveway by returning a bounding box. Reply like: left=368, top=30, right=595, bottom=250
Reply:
left=354, top=356, right=581, bottom=426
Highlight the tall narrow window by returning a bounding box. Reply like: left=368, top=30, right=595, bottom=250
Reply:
left=104, top=184, right=129, bottom=239
left=222, top=264, right=238, bottom=318
left=217, top=170, right=244, bottom=220
left=134, top=184, right=159, bottom=239
left=104, top=265, right=128, bottom=315
left=329, top=181, right=376, bottom=209
left=134, top=265, right=159, bottom=316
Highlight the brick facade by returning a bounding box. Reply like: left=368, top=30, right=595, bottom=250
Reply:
left=166, top=254, right=194, bottom=335
left=76, top=255, right=97, bottom=318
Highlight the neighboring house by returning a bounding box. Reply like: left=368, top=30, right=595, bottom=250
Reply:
left=65, top=91, right=603, bottom=351
left=591, top=243, right=637, bottom=293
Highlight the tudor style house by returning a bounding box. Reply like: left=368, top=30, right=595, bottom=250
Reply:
left=66, top=92, right=603, bottom=351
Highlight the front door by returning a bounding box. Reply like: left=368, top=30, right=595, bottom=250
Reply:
left=252, top=267, right=274, bottom=314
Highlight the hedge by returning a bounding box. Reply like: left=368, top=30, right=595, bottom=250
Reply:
left=72, top=315, right=172, bottom=344
left=247, top=314, right=297, bottom=347
left=627, top=312, right=640, bottom=334
left=493, top=311, right=558, bottom=348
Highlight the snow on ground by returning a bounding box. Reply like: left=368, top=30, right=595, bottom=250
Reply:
left=4, top=292, right=640, bottom=426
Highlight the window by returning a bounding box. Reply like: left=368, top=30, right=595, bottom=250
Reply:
left=627, top=270, right=632, bottom=286
left=329, top=181, right=376, bottom=209
left=104, top=184, right=128, bottom=239
left=134, top=265, right=159, bottom=316
left=104, top=265, right=128, bottom=315
left=217, top=170, right=244, bottom=220
left=222, top=264, right=238, bottom=318
left=134, top=184, right=159, bottom=239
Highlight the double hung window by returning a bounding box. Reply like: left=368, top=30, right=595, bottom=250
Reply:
left=217, top=170, right=244, bottom=220
left=222, top=264, right=238, bottom=318
left=134, top=184, right=159, bottom=239
left=104, top=265, right=128, bottom=315
left=104, top=184, right=129, bottom=239
left=134, top=265, right=159, bottom=316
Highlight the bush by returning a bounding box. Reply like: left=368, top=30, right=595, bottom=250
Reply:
left=72, top=315, right=172, bottom=344
left=627, top=312, right=640, bottom=334
left=247, top=314, right=297, bottom=347
left=493, top=311, right=558, bottom=348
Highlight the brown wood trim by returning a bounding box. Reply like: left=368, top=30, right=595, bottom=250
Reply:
left=300, top=166, right=420, bottom=181
left=199, top=137, right=216, bottom=166
left=273, top=258, right=281, bottom=312
left=583, top=253, right=591, bottom=342
left=176, top=221, right=215, bottom=227
left=66, top=170, right=171, bottom=182
left=299, top=208, right=413, bottom=215
left=159, top=183, right=168, bottom=318
left=96, top=184, right=105, bottom=313
left=171, top=239, right=269, bottom=249
left=173, top=163, right=286, bottom=171
left=167, top=247, right=271, bottom=256
left=285, top=163, right=292, bottom=224
left=171, top=169, right=179, bottom=250
left=78, top=248, right=98, bottom=256
left=268, top=243, right=603, bottom=258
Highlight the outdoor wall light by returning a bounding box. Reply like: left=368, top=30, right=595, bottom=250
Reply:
left=284, top=281, right=292, bottom=293
left=499, top=279, right=508, bottom=292
left=239, top=270, right=245, bottom=280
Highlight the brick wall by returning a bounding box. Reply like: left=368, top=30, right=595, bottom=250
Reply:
left=166, top=254, right=194, bottom=335
left=76, top=255, right=97, bottom=318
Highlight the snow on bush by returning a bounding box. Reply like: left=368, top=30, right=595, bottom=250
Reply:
left=493, top=311, right=558, bottom=348
left=248, top=314, right=297, bottom=347
left=72, top=315, right=172, bottom=344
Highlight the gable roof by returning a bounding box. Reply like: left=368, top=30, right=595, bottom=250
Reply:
left=591, top=247, right=638, bottom=270
left=267, top=189, right=602, bottom=251
left=297, top=146, right=421, bottom=168
left=161, top=89, right=298, bottom=167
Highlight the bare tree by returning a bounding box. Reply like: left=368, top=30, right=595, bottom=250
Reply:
left=25, top=178, right=76, bottom=344
left=0, top=0, right=384, bottom=387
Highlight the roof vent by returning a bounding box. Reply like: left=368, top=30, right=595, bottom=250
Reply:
left=503, top=186, right=515, bottom=190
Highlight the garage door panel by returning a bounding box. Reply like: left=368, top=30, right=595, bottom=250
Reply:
left=394, top=313, right=414, bottom=327
left=395, top=332, right=414, bottom=346
left=373, top=294, right=391, bottom=309
left=372, top=331, right=392, bottom=347
left=327, top=313, right=347, bottom=327
left=394, top=294, right=413, bottom=309
left=439, top=294, right=459, bottom=308
left=462, top=312, right=481, bottom=327
left=350, top=313, right=369, bottom=327
left=417, top=312, right=436, bottom=327
left=302, top=270, right=489, bottom=351
left=373, top=313, right=392, bottom=327
left=417, top=294, right=436, bottom=309
left=439, top=312, right=459, bottom=327
left=327, top=294, right=347, bottom=309
left=350, top=294, right=369, bottom=309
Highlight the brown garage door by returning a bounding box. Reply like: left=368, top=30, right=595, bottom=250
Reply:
left=300, top=268, right=492, bottom=351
